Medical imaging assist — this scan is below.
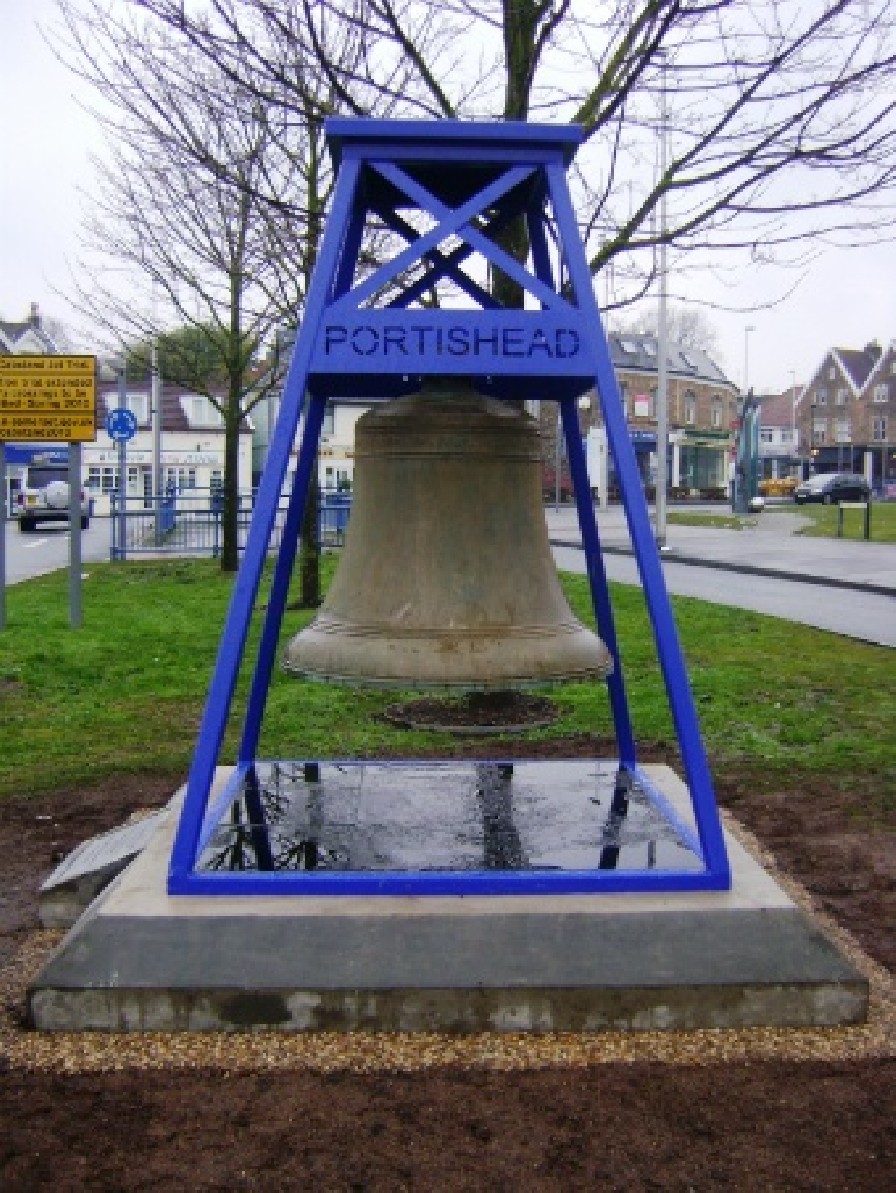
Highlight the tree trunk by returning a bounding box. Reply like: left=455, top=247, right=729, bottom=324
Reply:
left=298, top=458, right=320, bottom=608
left=220, top=398, right=241, bottom=572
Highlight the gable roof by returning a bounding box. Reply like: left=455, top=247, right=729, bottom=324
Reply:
left=0, top=320, right=59, bottom=355
left=831, top=344, right=884, bottom=396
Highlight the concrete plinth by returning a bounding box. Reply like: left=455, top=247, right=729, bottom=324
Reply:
left=28, top=766, right=868, bottom=1033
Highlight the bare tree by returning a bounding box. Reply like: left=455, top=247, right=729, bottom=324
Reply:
left=130, top=0, right=894, bottom=311
left=51, top=1, right=351, bottom=574
left=610, top=304, right=720, bottom=356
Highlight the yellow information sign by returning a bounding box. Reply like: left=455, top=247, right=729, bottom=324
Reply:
left=0, top=355, right=97, bottom=442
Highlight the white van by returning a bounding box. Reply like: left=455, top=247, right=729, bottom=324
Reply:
left=12, top=463, right=90, bottom=532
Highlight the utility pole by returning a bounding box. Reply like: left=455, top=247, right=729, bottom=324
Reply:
left=151, top=336, right=162, bottom=537
left=655, top=53, right=669, bottom=550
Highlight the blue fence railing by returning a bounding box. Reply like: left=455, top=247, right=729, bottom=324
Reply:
left=109, top=488, right=352, bottom=560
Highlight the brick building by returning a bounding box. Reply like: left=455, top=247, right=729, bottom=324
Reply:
left=757, top=387, right=800, bottom=481
left=794, top=340, right=895, bottom=492
left=536, top=332, right=738, bottom=498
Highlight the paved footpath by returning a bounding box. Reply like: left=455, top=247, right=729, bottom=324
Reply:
left=546, top=504, right=896, bottom=648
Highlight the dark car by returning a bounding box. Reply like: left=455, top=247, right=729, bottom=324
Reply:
left=793, top=472, right=871, bottom=505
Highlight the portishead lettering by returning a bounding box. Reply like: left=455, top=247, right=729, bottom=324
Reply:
left=323, top=322, right=581, bottom=361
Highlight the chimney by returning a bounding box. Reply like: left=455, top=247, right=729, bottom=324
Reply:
left=865, top=340, right=882, bottom=361
left=29, top=301, right=41, bottom=328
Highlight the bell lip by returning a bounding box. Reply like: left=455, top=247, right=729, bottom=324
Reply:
left=282, top=615, right=614, bottom=689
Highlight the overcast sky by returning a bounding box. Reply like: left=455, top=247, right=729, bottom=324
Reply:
left=2, top=2, right=894, bottom=394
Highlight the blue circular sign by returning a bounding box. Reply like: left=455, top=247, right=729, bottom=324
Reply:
left=106, top=407, right=138, bottom=442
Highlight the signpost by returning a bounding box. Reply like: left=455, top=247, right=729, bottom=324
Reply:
left=0, top=356, right=96, bottom=443
left=106, top=407, right=137, bottom=559
left=0, top=356, right=97, bottom=628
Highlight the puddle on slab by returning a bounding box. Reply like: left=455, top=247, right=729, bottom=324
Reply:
left=197, top=761, right=702, bottom=875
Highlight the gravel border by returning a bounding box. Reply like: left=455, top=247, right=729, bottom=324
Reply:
left=2, top=810, right=891, bottom=1074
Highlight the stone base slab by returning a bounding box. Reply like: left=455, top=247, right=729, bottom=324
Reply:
left=28, top=766, right=868, bottom=1033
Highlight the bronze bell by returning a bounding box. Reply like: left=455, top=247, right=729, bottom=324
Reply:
left=283, top=380, right=613, bottom=690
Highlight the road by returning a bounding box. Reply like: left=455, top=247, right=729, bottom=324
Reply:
left=547, top=504, right=895, bottom=649
left=3, top=518, right=110, bottom=585
left=551, top=544, right=896, bottom=648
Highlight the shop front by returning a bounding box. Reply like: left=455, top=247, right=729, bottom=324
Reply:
left=677, top=429, right=731, bottom=493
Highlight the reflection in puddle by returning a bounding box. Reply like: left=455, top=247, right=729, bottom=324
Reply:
left=198, top=761, right=701, bottom=875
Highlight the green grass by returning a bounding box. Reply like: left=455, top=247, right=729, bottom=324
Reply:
left=666, top=512, right=754, bottom=531
left=768, top=500, right=896, bottom=542
left=1, top=558, right=893, bottom=811
left=668, top=501, right=896, bottom=542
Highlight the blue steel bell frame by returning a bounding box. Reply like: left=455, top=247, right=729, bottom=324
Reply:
left=168, top=119, right=731, bottom=896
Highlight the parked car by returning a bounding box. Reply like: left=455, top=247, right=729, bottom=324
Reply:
left=793, top=472, right=871, bottom=505
left=13, top=464, right=90, bottom=532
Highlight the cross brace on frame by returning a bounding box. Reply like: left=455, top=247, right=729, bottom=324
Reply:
left=168, top=119, right=731, bottom=895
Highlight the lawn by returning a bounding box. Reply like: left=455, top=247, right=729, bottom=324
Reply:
left=666, top=511, right=753, bottom=531
left=768, top=498, right=896, bottom=542
left=1, top=556, right=892, bottom=810
left=667, top=500, right=896, bottom=541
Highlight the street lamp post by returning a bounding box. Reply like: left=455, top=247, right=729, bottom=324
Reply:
left=655, top=52, right=669, bottom=550
left=743, top=325, right=755, bottom=396
left=733, top=325, right=755, bottom=512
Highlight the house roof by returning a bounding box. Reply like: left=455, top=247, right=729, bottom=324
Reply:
left=608, top=333, right=733, bottom=387
left=830, top=344, right=884, bottom=395
left=0, top=320, right=59, bottom=355
left=94, top=382, right=252, bottom=435
left=758, top=388, right=799, bottom=427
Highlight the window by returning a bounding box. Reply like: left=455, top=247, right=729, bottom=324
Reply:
left=322, top=403, right=335, bottom=435
left=619, top=381, right=629, bottom=419
left=812, top=418, right=827, bottom=445
left=711, top=397, right=722, bottom=428
left=185, top=395, right=223, bottom=427
left=127, top=392, right=149, bottom=422
left=873, top=384, right=889, bottom=403
left=816, top=388, right=828, bottom=405
left=872, top=416, right=888, bottom=442
left=835, top=388, right=848, bottom=406
left=619, top=339, right=639, bottom=355
left=760, top=429, right=774, bottom=444
left=643, top=341, right=657, bottom=357
left=780, top=427, right=792, bottom=443
left=828, top=365, right=836, bottom=381
left=106, top=392, right=148, bottom=422
left=633, top=393, right=650, bottom=418
left=87, top=465, right=119, bottom=493
left=836, top=418, right=851, bottom=443
left=684, top=391, right=696, bottom=425
left=164, top=466, right=197, bottom=492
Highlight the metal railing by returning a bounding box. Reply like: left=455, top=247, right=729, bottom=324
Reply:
left=109, top=488, right=352, bottom=560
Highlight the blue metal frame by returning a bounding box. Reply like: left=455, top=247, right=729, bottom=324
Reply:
left=168, top=118, right=731, bottom=895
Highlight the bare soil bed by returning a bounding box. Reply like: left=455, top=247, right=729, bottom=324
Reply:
left=1, top=745, right=893, bottom=1191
